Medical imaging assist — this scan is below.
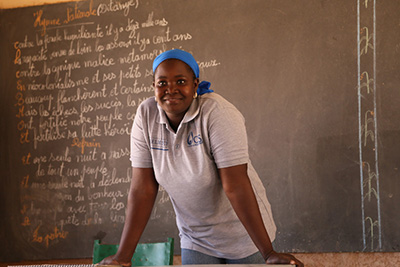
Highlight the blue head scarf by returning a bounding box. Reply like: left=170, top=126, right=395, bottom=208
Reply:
left=152, top=49, right=214, bottom=95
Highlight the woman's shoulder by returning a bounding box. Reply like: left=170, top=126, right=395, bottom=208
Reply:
left=138, top=96, right=156, bottom=107
left=197, top=93, right=245, bottom=124
left=136, top=96, right=157, bottom=112
left=133, top=96, right=160, bottom=124
left=199, top=92, right=240, bottom=112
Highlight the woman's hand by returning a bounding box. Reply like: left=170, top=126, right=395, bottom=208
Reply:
left=265, top=251, right=304, bottom=267
left=96, top=255, right=131, bottom=267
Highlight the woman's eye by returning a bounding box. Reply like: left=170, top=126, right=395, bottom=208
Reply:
left=177, top=79, right=186, bottom=85
left=157, top=81, right=166, bottom=87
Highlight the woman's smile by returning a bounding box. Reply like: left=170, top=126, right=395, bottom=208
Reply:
left=163, top=96, right=183, bottom=102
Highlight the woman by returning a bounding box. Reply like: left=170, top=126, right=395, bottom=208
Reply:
left=99, top=49, right=303, bottom=266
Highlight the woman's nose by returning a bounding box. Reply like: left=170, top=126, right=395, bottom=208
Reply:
left=165, top=82, right=177, bottom=94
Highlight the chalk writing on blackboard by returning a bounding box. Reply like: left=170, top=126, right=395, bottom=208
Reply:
left=359, top=71, right=373, bottom=95
left=12, top=0, right=221, bottom=250
left=362, top=162, right=377, bottom=202
left=359, top=27, right=373, bottom=55
left=362, top=110, right=374, bottom=146
left=357, top=0, right=381, bottom=251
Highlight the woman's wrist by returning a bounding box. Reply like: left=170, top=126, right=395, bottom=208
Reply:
left=263, top=249, right=276, bottom=261
left=111, top=256, right=131, bottom=267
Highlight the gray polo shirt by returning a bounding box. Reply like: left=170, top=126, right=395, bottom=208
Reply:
left=130, top=93, right=276, bottom=259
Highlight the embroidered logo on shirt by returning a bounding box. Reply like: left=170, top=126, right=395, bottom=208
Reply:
left=151, top=138, right=169, bottom=151
left=187, top=131, right=203, bottom=147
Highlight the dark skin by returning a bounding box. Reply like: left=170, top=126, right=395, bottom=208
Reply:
left=106, top=167, right=159, bottom=266
left=220, top=164, right=303, bottom=266
left=99, top=59, right=304, bottom=266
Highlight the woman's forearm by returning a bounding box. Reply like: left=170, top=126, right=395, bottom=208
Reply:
left=219, top=164, right=274, bottom=260
left=114, top=167, right=159, bottom=263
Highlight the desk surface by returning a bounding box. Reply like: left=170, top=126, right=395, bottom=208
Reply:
left=7, top=265, right=295, bottom=267
left=178, top=266, right=293, bottom=267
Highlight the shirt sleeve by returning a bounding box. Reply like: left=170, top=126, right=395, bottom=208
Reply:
left=208, top=103, right=249, bottom=169
left=130, top=104, right=153, bottom=168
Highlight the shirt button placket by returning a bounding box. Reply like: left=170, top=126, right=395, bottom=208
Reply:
left=174, top=141, right=181, bottom=156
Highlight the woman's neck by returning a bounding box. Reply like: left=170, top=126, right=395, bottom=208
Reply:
left=167, top=115, right=183, bottom=132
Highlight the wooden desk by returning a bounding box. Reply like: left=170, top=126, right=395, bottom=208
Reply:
left=170, top=265, right=295, bottom=267
left=6, top=265, right=295, bottom=267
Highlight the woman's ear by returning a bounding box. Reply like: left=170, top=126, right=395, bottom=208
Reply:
left=194, top=78, right=200, bottom=90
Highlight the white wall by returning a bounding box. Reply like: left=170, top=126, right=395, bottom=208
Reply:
left=0, top=0, right=79, bottom=9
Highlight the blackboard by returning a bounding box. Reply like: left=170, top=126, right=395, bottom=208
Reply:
left=1, top=0, right=400, bottom=262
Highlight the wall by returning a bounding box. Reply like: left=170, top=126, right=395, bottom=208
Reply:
left=0, top=0, right=76, bottom=9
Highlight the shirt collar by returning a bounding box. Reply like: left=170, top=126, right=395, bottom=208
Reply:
left=156, top=98, right=200, bottom=126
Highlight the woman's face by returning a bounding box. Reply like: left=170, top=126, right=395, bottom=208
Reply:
left=153, top=59, right=199, bottom=122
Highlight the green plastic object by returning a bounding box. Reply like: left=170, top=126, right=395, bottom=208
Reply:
left=93, top=238, right=174, bottom=266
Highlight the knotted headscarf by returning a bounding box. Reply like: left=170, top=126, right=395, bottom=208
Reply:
left=152, top=49, right=214, bottom=95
